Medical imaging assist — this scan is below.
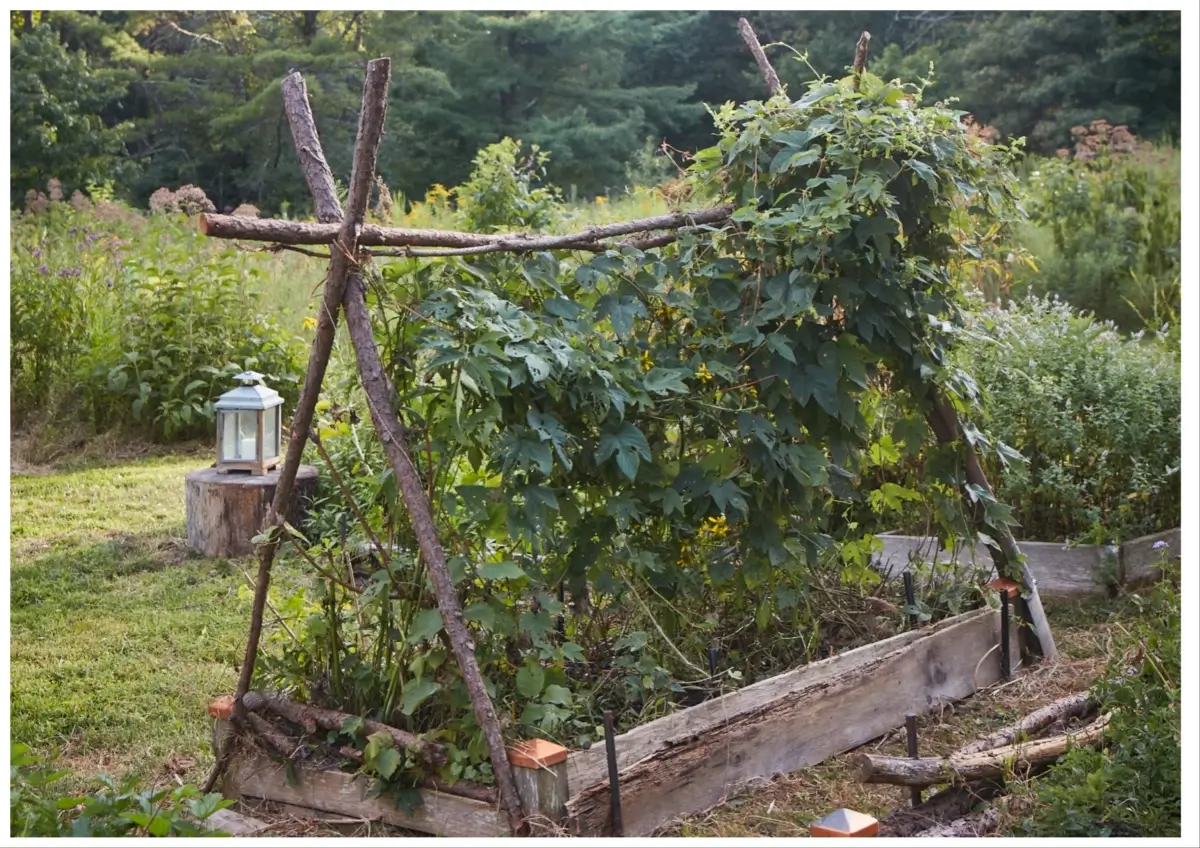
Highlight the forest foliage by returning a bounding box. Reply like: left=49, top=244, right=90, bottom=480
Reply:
left=9, top=10, right=1182, bottom=213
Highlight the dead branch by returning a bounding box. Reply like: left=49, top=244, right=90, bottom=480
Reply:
left=198, top=205, right=733, bottom=251
left=912, top=806, right=1001, bottom=838
left=856, top=713, right=1111, bottom=787
left=241, top=690, right=446, bottom=765
left=955, top=690, right=1098, bottom=755
left=853, top=31, right=872, bottom=91
left=737, top=17, right=782, bottom=96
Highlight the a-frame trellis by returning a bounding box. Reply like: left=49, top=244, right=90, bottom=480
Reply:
left=201, top=31, right=1057, bottom=832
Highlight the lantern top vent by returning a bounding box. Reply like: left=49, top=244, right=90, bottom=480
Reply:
left=215, top=372, right=283, bottom=411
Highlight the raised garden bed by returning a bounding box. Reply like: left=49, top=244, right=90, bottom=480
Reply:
left=213, top=603, right=1018, bottom=837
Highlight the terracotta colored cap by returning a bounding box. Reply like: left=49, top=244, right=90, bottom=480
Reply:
left=507, top=739, right=568, bottom=769
left=810, top=808, right=879, bottom=837
left=208, top=694, right=236, bottom=720
left=986, top=577, right=1022, bottom=599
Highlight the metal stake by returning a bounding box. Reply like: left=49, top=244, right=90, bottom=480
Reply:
left=557, top=581, right=566, bottom=641
left=905, top=713, right=922, bottom=807
left=1000, top=588, right=1011, bottom=680
left=603, top=710, right=623, bottom=836
left=708, top=642, right=719, bottom=677
left=903, top=571, right=917, bottom=630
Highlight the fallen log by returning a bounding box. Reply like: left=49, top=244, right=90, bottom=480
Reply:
left=878, top=779, right=1006, bottom=837
left=856, top=713, right=1110, bottom=787
left=956, top=690, right=1098, bottom=755
left=241, top=690, right=446, bottom=765
left=334, top=744, right=498, bottom=804
left=913, top=806, right=1001, bottom=837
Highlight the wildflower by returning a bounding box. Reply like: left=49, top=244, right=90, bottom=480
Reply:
left=1153, top=540, right=1169, bottom=551
left=58, top=268, right=81, bottom=278
left=303, top=316, right=318, bottom=331
left=37, top=264, right=49, bottom=276
left=640, top=350, right=653, bottom=372
left=699, top=515, right=729, bottom=539
left=106, top=279, right=114, bottom=289
left=594, top=196, right=607, bottom=205
left=695, top=362, right=713, bottom=384
left=32, top=249, right=41, bottom=260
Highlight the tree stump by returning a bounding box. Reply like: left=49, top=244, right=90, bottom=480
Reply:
left=185, top=466, right=318, bottom=558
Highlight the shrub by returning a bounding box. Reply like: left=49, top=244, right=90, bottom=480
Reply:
left=1015, top=123, right=1180, bottom=332
left=1016, top=553, right=1180, bottom=837
left=9, top=190, right=304, bottom=441
left=956, top=295, right=1180, bottom=543
left=10, top=744, right=233, bottom=837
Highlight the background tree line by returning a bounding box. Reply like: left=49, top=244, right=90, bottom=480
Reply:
left=10, top=9, right=1181, bottom=214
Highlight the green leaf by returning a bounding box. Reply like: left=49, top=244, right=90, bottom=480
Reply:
left=542, top=684, right=572, bottom=706
left=766, top=332, right=797, bottom=363
left=561, top=641, right=586, bottom=662
left=596, top=294, right=644, bottom=339
left=519, top=609, right=554, bottom=642
left=478, top=560, right=528, bottom=581
left=643, top=367, right=691, bottom=395
left=369, top=747, right=402, bottom=779
left=340, top=716, right=364, bottom=737
left=463, top=601, right=496, bottom=630
left=516, top=661, right=546, bottom=698
left=399, top=679, right=441, bottom=716
left=406, top=608, right=445, bottom=645
left=596, top=422, right=652, bottom=481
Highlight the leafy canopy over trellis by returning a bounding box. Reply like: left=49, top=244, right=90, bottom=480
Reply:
left=362, top=71, right=1025, bottom=618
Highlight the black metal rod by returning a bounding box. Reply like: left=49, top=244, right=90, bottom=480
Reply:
left=905, top=713, right=922, bottom=807
left=903, top=571, right=917, bottom=630
left=557, top=581, right=566, bottom=641
left=603, top=710, right=623, bottom=836
left=708, top=643, right=719, bottom=677
left=1000, top=588, right=1011, bottom=680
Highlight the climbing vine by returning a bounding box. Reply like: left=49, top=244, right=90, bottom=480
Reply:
left=266, top=70, right=1031, bottom=791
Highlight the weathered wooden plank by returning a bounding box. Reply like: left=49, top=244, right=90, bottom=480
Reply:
left=566, top=607, right=1017, bottom=836
left=223, top=753, right=509, bottom=838
left=566, top=618, right=944, bottom=793
left=871, top=534, right=1120, bottom=596
left=1121, top=527, right=1179, bottom=586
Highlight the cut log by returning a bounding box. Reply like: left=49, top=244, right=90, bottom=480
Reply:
left=241, top=690, right=446, bottom=766
left=878, top=779, right=1006, bottom=837
left=913, top=806, right=1001, bottom=837
left=955, top=690, right=1098, bottom=755
left=856, top=713, right=1111, bottom=787
left=185, top=466, right=317, bottom=558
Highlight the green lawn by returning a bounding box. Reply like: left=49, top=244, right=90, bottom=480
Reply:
left=9, top=454, right=305, bottom=787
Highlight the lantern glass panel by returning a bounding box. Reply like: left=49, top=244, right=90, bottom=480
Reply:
left=220, top=410, right=259, bottom=461
left=263, top=405, right=279, bottom=458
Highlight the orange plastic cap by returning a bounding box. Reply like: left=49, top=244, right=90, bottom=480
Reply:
left=507, top=739, right=568, bottom=769
left=986, top=577, right=1022, bottom=599
left=208, top=694, right=236, bottom=720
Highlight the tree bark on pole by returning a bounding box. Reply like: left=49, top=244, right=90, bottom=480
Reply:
left=927, top=390, right=1058, bottom=661
left=202, top=58, right=393, bottom=795
left=737, top=17, right=782, bottom=96
left=270, top=63, right=529, bottom=834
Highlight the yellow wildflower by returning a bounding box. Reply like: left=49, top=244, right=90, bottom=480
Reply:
left=640, top=350, right=654, bottom=372
left=695, top=362, right=713, bottom=384
left=594, top=195, right=607, bottom=205
left=699, top=515, right=729, bottom=539
left=302, top=316, right=317, bottom=331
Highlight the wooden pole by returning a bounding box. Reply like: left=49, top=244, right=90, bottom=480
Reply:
left=202, top=58, right=393, bottom=794
left=271, top=63, right=529, bottom=834
left=927, top=390, right=1058, bottom=661
left=737, top=17, right=782, bottom=96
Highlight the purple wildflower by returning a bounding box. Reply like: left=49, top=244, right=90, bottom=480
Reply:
left=57, top=268, right=81, bottom=278
left=33, top=249, right=42, bottom=260
left=106, top=279, right=114, bottom=289
left=37, top=264, right=49, bottom=275
left=69, top=226, right=79, bottom=235
left=1153, top=540, right=1169, bottom=550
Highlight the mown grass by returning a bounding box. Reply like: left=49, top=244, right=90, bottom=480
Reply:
left=9, top=453, right=308, bottom=789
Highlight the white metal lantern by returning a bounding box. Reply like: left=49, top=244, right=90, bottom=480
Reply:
left=214, top=371, right=284, bottom=475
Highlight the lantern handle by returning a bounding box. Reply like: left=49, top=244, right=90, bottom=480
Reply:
left=233, top=370, right=266, bottom=385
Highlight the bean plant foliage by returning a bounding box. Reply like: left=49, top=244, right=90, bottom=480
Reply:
left=264, top=71, right=1031, bottom=795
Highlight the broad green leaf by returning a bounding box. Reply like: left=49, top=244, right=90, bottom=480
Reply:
left=542, top=684, right=572, bottom=706
left=643, top=367, right=691, bottom=395
left=478, top=560, right=528, bottom=581
left=516, top=661, right=546, bottom=698
left=596, top=422, right=652, bottom=481
left=406, top=608, right=445, bottom=645
left=399, top=679, right=441, bottom=716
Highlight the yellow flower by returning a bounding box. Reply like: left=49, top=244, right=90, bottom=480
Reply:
left=699, top=515, right=729, bottom=539
left=640, top=350, right=654, bottom=372
left=695, top=362, right=713, bottom=384
left=746, top=384, right=758, bottom=399
left=594, top=195, right=607, bottom=205
left=302, top=316, right=317, bottom=331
